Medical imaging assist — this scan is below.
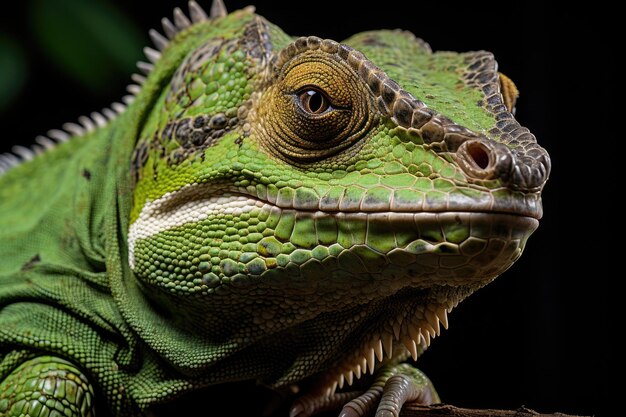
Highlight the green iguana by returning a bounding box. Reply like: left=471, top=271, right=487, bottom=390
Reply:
left=0, top=1, right=551, bottom=416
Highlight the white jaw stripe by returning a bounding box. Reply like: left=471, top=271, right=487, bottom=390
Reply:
left=128, top=185, right=265, bottom=269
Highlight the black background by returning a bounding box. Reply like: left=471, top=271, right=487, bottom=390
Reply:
left=0, top=1, right=612, bottom=416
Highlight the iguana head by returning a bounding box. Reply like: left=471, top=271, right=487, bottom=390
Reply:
left=127, top=3, right=550, bottom=392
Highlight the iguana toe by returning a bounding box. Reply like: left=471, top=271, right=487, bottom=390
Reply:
left=341, top=364, right=439, bottom=417
left=291, top=364, right=439, bottom=417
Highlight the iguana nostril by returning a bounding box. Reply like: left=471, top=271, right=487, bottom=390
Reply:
left=465, top=141, right=491, bottom=170
left=456, top=139, right=500, bottom=180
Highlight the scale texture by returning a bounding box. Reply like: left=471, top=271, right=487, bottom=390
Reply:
left=0, top=2, right=550, bottom=416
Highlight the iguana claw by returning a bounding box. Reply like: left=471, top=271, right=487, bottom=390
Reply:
left=291, top=364, right=439, bottom=417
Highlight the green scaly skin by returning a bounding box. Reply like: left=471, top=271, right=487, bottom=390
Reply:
left=0, top=2, right=550, bottom=416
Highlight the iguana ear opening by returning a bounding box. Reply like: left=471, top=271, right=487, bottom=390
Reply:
left=498, top=72, right=519, bottom=114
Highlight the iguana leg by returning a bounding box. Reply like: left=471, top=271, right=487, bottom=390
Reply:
left=291, top=364, right=439, bottom=417
left=0, top=355, right=96, bottom=417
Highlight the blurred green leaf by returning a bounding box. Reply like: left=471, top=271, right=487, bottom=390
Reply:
left=0, top=36, right=27, bottom=112
left=31, top=0, right=144, bottom=94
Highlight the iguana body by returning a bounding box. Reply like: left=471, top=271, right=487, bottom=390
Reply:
left=0, top=1, right=550, bottom=416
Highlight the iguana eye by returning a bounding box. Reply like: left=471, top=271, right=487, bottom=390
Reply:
left=257, top=46, right=377, bottom=161
left=298, top=88, right=331, bottom=114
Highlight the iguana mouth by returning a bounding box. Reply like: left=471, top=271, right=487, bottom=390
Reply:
left=128, top=181, right=540, bottom=274
left=131, top=179, right=542, bottom=225
left=128, top=187, right=539, bottom=268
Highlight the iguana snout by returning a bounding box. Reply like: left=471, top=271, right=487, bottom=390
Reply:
left=456, top=136, right=551, bottom=192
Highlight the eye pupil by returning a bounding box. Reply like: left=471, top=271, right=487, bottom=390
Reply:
left=306, top=91, right=324, bottom=113
left=300, top=89, right=329, bottom=114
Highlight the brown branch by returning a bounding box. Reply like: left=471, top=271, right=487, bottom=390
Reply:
left=401, top=403, right=588, bottom=417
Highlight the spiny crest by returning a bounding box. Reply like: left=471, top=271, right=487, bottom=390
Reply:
left=128, top=0, right=227, bottom=98
left=0, top=0, right=228, bottom=175
left=320, top=300, right=457, bottom=396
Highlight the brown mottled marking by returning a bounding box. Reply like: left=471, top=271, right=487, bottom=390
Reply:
left=498, top=72, right=519, bottom=113
left=20, top=254, right=41, bottom=271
